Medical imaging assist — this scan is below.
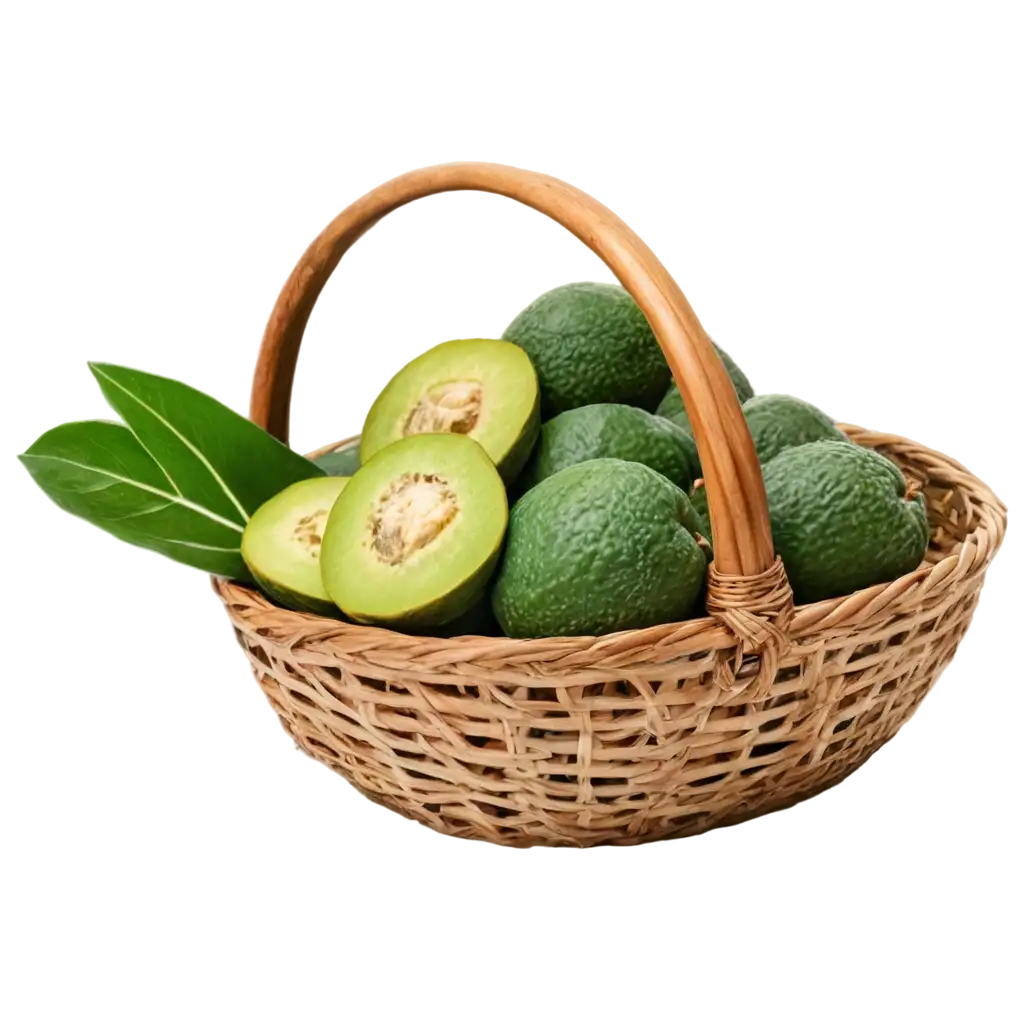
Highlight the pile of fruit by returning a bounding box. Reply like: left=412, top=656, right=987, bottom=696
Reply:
left=250, top=281, right=929, bottom=636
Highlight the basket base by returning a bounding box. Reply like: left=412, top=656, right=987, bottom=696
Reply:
left=247, top=659, right=937, bottom=851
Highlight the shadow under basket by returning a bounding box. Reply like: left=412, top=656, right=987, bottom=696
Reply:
left=214, top=163, right=1008, bottom=847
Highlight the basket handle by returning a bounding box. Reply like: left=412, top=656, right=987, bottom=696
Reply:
left=251, top=161, right=794, bottom=679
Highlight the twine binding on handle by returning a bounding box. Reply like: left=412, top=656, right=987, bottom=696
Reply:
left=707, top=557, right=794, bottom=698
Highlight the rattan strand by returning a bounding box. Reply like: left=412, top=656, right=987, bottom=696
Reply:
left=211, top=426, right=1005, bottom=847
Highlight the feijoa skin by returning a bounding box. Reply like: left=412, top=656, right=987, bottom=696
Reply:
left=502, top=283, right=670, bottom=417
left=241, top=476, right=350, bottom=616
left=676, top=488, right=712, bottom=561
left=492, top=459, right=707, bottom=638
left=763, top=440, right=930, bottom=605
left=425, top=595, right=502, bottom=637
left=314, top=437, right=361, bottom=477
left=656, top=343, right=754, bottom=434
left=360, top=339, right=540, bottom=483
left=321, top=433, right=508, bottom=629
left=742, top=394, right=850, bottom=465
left=520, top=404, right=698, bottom=493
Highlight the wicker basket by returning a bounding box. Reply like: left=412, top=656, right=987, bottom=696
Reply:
left=214, top=162, right=1007, bottom=847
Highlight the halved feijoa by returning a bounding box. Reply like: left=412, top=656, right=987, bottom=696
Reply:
left=360, top=339, right=540, bottom=483
left=321, top=433, right=508, bottom=628
left=241, top=476, right=350, bottom=616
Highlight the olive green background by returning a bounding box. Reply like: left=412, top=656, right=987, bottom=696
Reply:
left=2, top=12, right=1024, bottom=1024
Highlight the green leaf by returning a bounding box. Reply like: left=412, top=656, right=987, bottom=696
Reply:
left=88, top=362, right=323, bottom=520
left=19, top=420, right=249, bottom=576
left=19, top=363, right=326, bottom=578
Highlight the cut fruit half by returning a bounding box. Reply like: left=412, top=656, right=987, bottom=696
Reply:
left=360, top=339, right=540, bottom=483
left=241, top=476, right=350, bottom=616
left=321, top=433, right=508, bottom=628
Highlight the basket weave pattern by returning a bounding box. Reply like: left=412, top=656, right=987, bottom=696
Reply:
left=215, top=426, right=1005, bottom=847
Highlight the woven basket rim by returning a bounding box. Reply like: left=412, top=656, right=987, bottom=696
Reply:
left=215, top=423, right=1006, bottom=665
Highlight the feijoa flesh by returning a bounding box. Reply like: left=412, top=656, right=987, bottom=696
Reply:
left=241, top=476, right=350, bottom=616
left=360, top=339, right=540, bottom=483
left=321, top=433, right=508, bottom=628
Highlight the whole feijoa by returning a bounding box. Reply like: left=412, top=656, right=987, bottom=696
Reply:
left=521, top=403, right=698, bottom=492
left=313, top=436, right=361, bottom=477
left=763, top=439, right=930, bottom=605
left=502, top=282, right=669, bottom=417
left=742, top=394, right=850, bottom=464
left=492, top=459, right=707, bottom=637
left=656, top=342, right=754, bottom=435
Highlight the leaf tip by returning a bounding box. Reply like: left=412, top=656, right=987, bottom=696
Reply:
left=82, top=358, right=129, bottom=378
left=7, top=444, right=32, bottom=479
left=86, top=356, right=153, bottom=380
left=9, top=415, right=57, bottom=464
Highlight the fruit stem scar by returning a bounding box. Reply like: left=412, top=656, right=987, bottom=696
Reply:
left=370, top=472, right=459, bottom=565
left=404, top=380, right=482, bottom=436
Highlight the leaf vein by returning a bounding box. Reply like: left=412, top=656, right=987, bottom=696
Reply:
left=92, top=365, right=249, bottom=520
left=23, top=454, right=245, bottom=534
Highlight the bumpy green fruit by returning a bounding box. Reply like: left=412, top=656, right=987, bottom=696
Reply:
left=492, top=459, right=707, bottom=637
left=502, top=283, right=670, bottom=417
left=742, top=394, right=850, bottom=464
left=763, top=440, right=930, bottom=605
